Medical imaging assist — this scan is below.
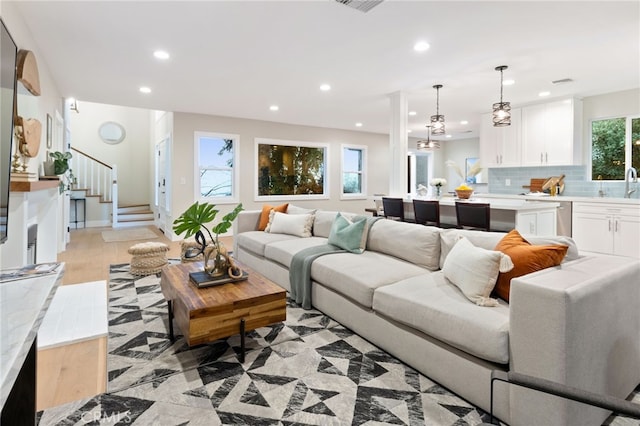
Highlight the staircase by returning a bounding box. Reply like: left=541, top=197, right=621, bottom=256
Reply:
left=70, top=147, right=155, bottom=228
left=117, top=204, right=155, bottom=227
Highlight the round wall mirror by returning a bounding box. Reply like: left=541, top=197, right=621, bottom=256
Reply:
left=98, top=121, right=126, bottom=144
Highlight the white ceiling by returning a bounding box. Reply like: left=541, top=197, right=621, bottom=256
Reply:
left=11, top=0, right=640, bottom=141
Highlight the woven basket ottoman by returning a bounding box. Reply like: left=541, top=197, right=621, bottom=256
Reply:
left=128, top=241, right=169, bottom=276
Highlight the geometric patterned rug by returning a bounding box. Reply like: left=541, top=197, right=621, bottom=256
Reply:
left=36, top=264, right=637, bottom=425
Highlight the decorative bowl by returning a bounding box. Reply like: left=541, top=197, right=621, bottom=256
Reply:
left=455, top=189, right=474, bottom=199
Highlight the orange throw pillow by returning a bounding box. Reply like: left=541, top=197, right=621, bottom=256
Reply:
left=494, top=229, right=568, bottom=302
left=258, top=203, right=289, bottom=231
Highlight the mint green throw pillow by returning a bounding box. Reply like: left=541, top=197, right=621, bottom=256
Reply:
left=328, top=213, right=368, bottom=253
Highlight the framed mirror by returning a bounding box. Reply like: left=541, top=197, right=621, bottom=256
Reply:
left=98, top=121, right=126, bottom=144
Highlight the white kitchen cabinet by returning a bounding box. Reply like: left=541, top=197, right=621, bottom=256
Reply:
left=479, top=108, right=521, bottom=168
left=516, top=210, right=557, bottom=236
left=572, top=202, right=640, bottom=258
left=521, top=98, right=582, bottom=166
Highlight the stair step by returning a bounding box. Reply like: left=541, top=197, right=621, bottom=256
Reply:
left=118, top=204, right=152, bottom=214
left=118, top=216, right=155, bottom=223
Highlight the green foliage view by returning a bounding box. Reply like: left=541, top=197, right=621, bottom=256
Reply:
left=258, top=144, right=325, bottom=195
left=592, top=118, right=626, bottom=180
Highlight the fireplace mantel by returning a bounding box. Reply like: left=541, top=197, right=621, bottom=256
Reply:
left=10, top=179, right=59, bottom=192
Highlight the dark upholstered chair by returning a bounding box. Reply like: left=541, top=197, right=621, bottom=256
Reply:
left=382, top=197, right=405, bottom=222
left=455, top=201, right=491, bottom=231
left=413, top=199, right=440, bottom=227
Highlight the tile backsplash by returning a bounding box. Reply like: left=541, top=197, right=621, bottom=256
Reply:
left=488, top=165, right=638, bottom=198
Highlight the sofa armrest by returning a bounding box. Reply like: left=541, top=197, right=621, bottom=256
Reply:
left=234, top=210, right=261, bottom=234
left=509, top=254, right=640, bottom=425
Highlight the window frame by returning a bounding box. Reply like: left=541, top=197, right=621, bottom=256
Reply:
left=589, top=114, right=640, bottom=181
left=254, top=137, right=329, bottom=201
left=193, top=131, right=239, bottom=204
left=340, top=144, right=367, bottom=200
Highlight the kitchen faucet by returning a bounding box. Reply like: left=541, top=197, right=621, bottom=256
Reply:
left=625, top=167, right=638, bottom=198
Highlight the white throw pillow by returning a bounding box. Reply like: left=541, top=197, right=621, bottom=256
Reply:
left=265, top=211, right=314, bottom=238
left=442, top=237, right=513, bottom=307
left=287, top=204, right=317, bottom=215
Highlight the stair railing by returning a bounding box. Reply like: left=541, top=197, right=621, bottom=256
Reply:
left=70, top=147, right=119, bottom=225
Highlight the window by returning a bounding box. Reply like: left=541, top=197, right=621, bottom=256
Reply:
left=195, top=132, right=238, bottom=202
left=591, top=116, right=640, bottom=180
left=255, top=138, right=328, bottom=201
left=342, top=145, right=366, bottom=198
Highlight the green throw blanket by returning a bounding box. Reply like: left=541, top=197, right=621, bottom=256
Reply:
left=289, top=244, right=345, bottom=309
left=289, top=215, right=380, bottom=309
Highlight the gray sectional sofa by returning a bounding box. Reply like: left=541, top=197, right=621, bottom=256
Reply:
left=234, top=208, right=640, bottom=425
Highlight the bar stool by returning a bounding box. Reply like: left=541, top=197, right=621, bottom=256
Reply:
left=382, top=197, right=406, bottom=222
left=455, top=202, right=491, bottom=231
left=413, top=199, right=440, bottom=227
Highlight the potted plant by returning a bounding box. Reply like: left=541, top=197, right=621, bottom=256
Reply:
left=44, top=151, right=76, bottom=193
left=173, top=202, right=244, bottom=277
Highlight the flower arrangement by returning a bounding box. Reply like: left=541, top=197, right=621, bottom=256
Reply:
left=430, top=178, right=447, bottom=187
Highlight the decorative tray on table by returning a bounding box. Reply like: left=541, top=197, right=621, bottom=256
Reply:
left=189, top=270, right=249, bottom=288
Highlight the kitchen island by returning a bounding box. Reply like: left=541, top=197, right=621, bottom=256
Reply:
left=399, top=196, right=560, bottom=235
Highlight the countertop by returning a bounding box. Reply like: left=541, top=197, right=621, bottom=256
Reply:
left=0, top=264, right=64, bottom=408
left=406, top=196, right=560, bottom=211
left=477, top=193, right=640, bottom=206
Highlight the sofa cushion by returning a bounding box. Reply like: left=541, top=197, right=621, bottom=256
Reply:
left=372, top=273, right=510, bottom=364
left=494, top=229, right=569, bottom=302
left=235, top=231, right=299, bottom=257
left=264, top=237, right=329, bottom=267
left=442, top=237, right=513, bottom=307
left=311, top=251, right=428, bottom=308
left=312, top=211, right=357, bottom=238
left=258, top=203, right=288, bottom=231
left=328, top=213, right=369, bottom=253
left=265, top=211, right=314, bottom=237
left=367, top=219, right=441, bottom=271
left=439, top=229, right=578, bottom=269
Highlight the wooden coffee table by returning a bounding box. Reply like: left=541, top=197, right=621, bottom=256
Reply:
left=160, top=261, right=286, bottom=362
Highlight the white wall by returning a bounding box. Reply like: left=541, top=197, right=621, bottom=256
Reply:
left=1, top=3, right=65, bottom=265
left=169, top=112, right=390, bottom=239
left=68, top=101, right=152, bottom=206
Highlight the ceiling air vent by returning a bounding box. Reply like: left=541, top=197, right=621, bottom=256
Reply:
left=335, top=0, right=384, bottom=13
left=551, top=78, right=574, bottom=84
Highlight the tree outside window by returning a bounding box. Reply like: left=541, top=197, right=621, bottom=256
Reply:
left=591, top=116, right=640, bottom=180
left=342, top=145, right=366, bottom=197
left=196, top=132, right=237, bottom=201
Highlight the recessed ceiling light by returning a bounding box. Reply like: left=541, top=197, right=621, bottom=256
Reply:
left=269, top=105, right=279, bottom=111
left=539, top=91, right=551, bottom=97
left=409, top=111, right=417, bottom=116
left=407, top=129, right=412, bottom=133
left=502, top=79, right=515, bottom=86
left=355, top=122, right=363, bottom=127
left=460, top=120, right=469, bottom=125
left=445, top=134, right=452, bottom=138
left=413, top=41, right=430, bottom=52
left=320, top=84, right=331, bottom=91
left=153, top=50, right=170, bottom=60
left=139, top=86, right=151, bottom=94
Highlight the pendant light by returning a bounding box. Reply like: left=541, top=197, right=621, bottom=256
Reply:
left=430, top=84, right=445, bottom=136
left=492, top=65, right=511, bottom=127
left=417, top=125, right=440, bottom=151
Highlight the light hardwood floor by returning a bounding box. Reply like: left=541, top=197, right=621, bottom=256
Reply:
left=36, top=226, right=232, bottom=411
